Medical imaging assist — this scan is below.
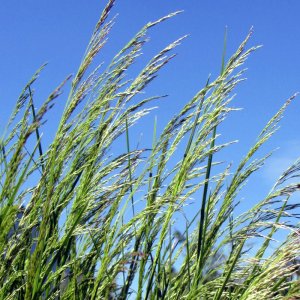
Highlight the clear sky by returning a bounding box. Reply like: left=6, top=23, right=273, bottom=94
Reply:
left=0, top=1, right=299, bottom=217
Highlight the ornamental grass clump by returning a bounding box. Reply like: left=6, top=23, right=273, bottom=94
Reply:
left=0, top=1, right=299, bottom=299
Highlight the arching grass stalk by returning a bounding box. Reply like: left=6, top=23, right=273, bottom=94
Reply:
left=125, top=117, right=135, bottom=218
left=28, top=86, right=45, bottom=173
left=196, top=26, right=227, bottom=266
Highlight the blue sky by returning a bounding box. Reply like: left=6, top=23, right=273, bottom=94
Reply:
left=0, top=1, right=299, bottom=225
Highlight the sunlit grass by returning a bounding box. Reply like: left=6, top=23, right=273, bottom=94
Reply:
left=0, top=1, right=299, bottom=299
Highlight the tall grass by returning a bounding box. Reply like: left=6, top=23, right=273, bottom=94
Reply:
left=0, top=1, right=299, bottom=299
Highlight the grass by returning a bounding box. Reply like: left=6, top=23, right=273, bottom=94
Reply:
left=0, top=1, right=299, bottom=299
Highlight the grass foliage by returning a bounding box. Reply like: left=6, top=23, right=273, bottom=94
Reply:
left=0, top=1, right=299, bottom=299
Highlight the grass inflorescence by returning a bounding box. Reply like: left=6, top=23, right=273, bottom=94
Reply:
left=0, top=1, right=299, bottom=299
